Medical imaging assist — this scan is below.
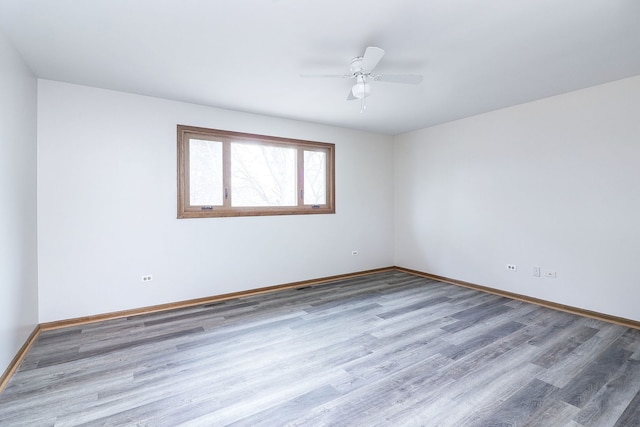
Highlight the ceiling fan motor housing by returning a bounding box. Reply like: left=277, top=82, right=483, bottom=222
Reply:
left=350, top=57, right=365, bottom=74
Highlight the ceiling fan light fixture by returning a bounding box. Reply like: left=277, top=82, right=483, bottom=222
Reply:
left=352, top=79, right=371, bottom=99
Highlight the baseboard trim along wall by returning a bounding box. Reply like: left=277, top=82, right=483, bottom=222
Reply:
left=0, top=266, right=394, bottom=393
left=38, top=267, right=396, bottom=331
left=395, top=266, right=640, bottom=330
left=3, top=265, right=639, bottom=394
left=0, top=326, right=41, bottom=394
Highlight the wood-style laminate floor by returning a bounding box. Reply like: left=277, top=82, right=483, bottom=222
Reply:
left=1, top=271, right=640, bottom=426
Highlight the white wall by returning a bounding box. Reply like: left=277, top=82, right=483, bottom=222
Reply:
left=37, top=80, right=394, bottom=322
left=395, top=75, right=640, bottom=321
left=0, top=31, right=38, bottom=372
left=30, top=67, right=640, bottom=326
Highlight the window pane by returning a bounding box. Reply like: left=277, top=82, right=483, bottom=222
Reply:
left=304, top=150, right=326, bottom=205
left=189, top=139, right=223, bottom=206
left=231, top=143, right=296, bottom=207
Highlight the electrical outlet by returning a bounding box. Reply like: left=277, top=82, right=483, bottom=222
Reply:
left=543, top=271, right=557, bottom=278
left=351, top=250, right=358, bottom=256
left=142, top=275, right=153, bottom=282
left=533, top=266, right=541, bottom=277
left=507, top=264, right=517, bottom=271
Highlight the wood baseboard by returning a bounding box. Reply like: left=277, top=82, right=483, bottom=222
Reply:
left=395, top=266, right=640, bottom=330
left=1, top=267, right=394, bottom=393
left=0, top=325, right=41, bottom=394
left=4, top=265, right=637, bottom=395
left=39, top=267, right=396, bottom=331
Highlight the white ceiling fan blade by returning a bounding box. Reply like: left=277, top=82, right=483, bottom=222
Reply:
left=375, top=74, right=423, bottom=84
left=360, top=47, right=385, bottom=72
left=300, top=74, right=351, bottom=79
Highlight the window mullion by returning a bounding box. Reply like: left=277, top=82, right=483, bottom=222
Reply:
left=222, top=140, right=231, bottom=208
left=297, top=148, right=304, bottom=207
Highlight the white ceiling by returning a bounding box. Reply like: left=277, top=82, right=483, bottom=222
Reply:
left=1, top=0, right=639, bottom=135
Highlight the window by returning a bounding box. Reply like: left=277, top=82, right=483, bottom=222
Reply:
left=177, top=125, right=335, bottom=218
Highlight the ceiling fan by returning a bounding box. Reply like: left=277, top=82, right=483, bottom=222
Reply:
left=302, top=46, right=423, bottom=110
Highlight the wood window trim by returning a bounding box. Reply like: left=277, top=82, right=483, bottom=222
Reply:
left=177, top=125, right=335, bottom=218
